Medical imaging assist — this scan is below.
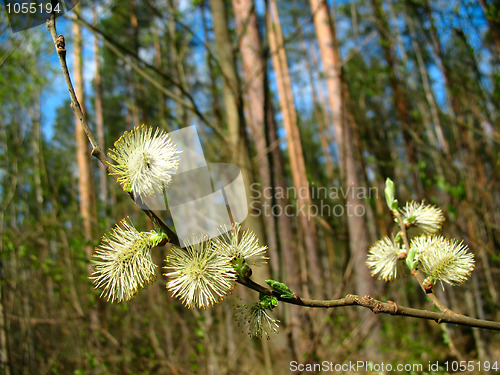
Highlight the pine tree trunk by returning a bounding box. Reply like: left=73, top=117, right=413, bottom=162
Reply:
left=93, top=4, right=108, bottom=208
left=309, top=0, right=374, bottom=297
left=208, top=0, right=263, bottom=241
left=72, top=12, right=100, bottom=352
left=232, top=0, right=315, bottom=360
left=231, top=0, right=279, bottom=273
left=267, top=0, right=323, bottom=296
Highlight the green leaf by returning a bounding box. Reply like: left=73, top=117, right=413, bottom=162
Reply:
left=233, top=258, right=252, bottom=278
left=385, top=178, right=398, bottom=210
left=405, top=246, right=417, bottom=270
left=265, top=279, right=294, bottom=299
left=394, top=232, right=402, bottom=244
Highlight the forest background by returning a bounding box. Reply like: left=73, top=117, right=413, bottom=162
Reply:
left=0, top=0, right=499, bottom=374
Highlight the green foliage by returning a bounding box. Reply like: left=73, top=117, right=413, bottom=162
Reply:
left=435, top=177, right=466, bottom=200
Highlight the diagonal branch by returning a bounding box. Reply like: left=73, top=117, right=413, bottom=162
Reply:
left=46, top=13, right=178, bottom=244
left=46, top=16, right=107, bottom=166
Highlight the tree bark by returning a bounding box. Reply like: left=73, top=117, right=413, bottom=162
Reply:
left=209, top=0, right=246, bottom=164
left=267, top=0, right=323, bottom=295
left=231, top=0, right=279, bottom=274
left=309, top=0, right=373, bottom=297
left=93, top=4, right=108, bottom=208
left=208, top=0, right=263, bottom=242
left=72, top=10, right=100, bottom=352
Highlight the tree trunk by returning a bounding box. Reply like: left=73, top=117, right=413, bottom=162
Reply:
left=93, top=4, right=108, bottom=208
left=0, top=284, right=10, bottom=375
left=309, top=0, right=374, bottom=297
left=208, top=0, right=263, bottom=242
left=294, top=11, right=334, bottom=181
left=209, top=0, right=245, bottom=163
left=232, top=0, right=315, bottom=360
left=231, top=0, right=279, bottom=274
left=267, top=0, right=323, bottom=296
left=72, top=11, right=100, bottom=353
left=169, top=0, right=189, bottom=127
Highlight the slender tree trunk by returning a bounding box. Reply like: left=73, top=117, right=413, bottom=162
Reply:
left=72, top=9, right=100, bottom=352
left=131, top=0, right=149, bottom=125
left=30, top=87, right=43, bottom=216
left=209, top=0, right=244, bottom=159
left=201, top=2, right=223, bottom=128
left=0, top=282, right=10, bottom=375
left=169, top=0, right=189, bottom=127
left=309, top=0, right=373, bottom=296
left=93, top=4, right=108, bottom=208
left=407, top=16, right=450, bottom=156
left=231, top=0, right=279, bottom=274
left=294, top=11, right=334, bottom=181
left=153, top=28, right=168, bottom=130
left=208, top=0, right=263, bottom=243
left=267, top=0, right=323, bottom=295
left=232, top=0, right=314, bottom=360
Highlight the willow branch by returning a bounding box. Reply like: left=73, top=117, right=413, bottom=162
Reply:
left=46, top=14, right=107, bottom=166
left=47, top=11, right=500, bottom=334
left=46, top=14, right=178, bottom=244
left=236, top=276, right=500, bottom=331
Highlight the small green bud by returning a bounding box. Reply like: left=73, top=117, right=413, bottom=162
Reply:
left=259, top=293, right=278, bottom=310
left=405, top=215, right=417, bottom=224
left=385, top=178, right=398, bottom=210
left=405, top=245, right=418, bottom=270
left=265, top=279, right=294, bottom=299
left=149, top=231, right=169, bottom=247
left=233, top=258, right=252, bottom=278
left=394, top=232, right=402, bottom=244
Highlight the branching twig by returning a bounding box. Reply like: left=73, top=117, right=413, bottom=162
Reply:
left=46, top=15, right=107, bottom=166
left=46, top=13, right=178, bottom=244
left=393, top=208, right=459, bottom=315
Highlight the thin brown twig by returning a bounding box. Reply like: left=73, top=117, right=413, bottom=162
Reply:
left=46, top=16, right=106, bottom=166
left=236, top=276, right=500, bottom=331
left=46, top=13, right=178, bottom=244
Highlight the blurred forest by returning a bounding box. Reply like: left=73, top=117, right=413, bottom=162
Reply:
left=1, top=0, right=499, bottom=374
